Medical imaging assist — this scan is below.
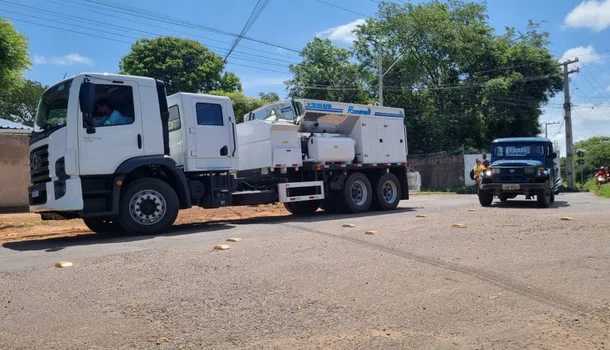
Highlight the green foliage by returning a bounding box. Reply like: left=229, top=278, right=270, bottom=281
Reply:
left=574, top=137, right=610, bottom=176
left=207, top=90, right=265, bottom=123
left=582, top=179, right=610, bottom=199
left=286, top=37, right=373, bottom=104
left=347, top=0, right=562, bottom=154
left=259, top=92, right=280, bottom=103
left=218, top=72, right=242, bottom=93
left=119, top=36, right=239, bottom=95
left=0, top=19, right=30, bottom=89
left=0, top=79, right=46, bottom=126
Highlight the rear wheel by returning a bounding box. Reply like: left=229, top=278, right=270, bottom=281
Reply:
left=339, top=172, right=373, bottom=213
left=117, top=178, right=179, bottom=235
left=283, top=200, right=320, bottom=215
left=83, top=218, right=121, bottom=234
left=478, top=190, right=493, bottom=207
left=373, top=173, right=401, bottom=210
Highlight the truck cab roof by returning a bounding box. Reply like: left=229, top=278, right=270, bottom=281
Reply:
left=491, top=137, right=551, bottom=144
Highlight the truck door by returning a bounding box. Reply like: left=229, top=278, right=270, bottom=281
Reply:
left=189, top=96, right=234, bottom=170
left=78, top=81, right=144, bottom=175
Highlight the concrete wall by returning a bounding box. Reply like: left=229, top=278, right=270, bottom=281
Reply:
left=0, top=133, right=30, bottom=213
left=408, top=154, right=465, bottom=190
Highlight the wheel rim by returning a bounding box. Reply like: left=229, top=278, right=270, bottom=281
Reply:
left=350, top=180, right=368, bottom=206
left=382, top=180, right=397, bottom=203
left=129, top=189, right=167, bottom=226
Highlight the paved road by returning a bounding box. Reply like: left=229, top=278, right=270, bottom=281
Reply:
left=1, top=193, right=609, bottom=349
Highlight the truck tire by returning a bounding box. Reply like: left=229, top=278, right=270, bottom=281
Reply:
left=339, top=172, right=373, bottom=213
left=117, top=178, right=179, bottom=235
left=478, top=190, right=493, bottom=207
left=83, top=218, right=121, bottom=234
left=283, top=200, right=320, bottom=215
left=537, top=181, right=551, bottom=208
left=373, top=173, right=401, bottom=210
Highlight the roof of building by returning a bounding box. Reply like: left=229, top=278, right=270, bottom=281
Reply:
left=491, top=137, right=550, bottom=144
left=0, top=118, right=33, bottom=131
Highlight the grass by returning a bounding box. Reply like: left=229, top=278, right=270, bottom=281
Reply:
left=575, top=179, right=610, bottom=199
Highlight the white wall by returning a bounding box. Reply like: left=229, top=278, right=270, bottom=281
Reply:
left=463, top=153, right=491, bottom=186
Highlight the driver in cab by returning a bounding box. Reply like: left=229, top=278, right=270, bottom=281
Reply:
left=94, top=99, right=132, bottom=126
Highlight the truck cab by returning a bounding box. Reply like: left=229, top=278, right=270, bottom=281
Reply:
left=478, top=137, right=561, bottom=208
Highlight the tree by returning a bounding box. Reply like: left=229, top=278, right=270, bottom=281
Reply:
left=0, top=19, right=29, bottom=90
left=286, top=37, right=372, bottom=104
left=119, top=36, right=241, bottom=95
left=218, top=72, right=242, bottom=93
left=352, top=0, right=562, bottom=154
left=0, top=79, right=46, bottom=126
left=573, top=137, right=610, bottom=177
left=207, top=91, right=265, bottom=123
left=259, top=92, right=280, bottom=102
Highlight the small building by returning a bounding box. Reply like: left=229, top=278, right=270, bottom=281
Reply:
left=0, top=118, right=33, bottom=213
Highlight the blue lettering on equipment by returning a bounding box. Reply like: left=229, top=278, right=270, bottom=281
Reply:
left=347, top=106, right=371, bottom=115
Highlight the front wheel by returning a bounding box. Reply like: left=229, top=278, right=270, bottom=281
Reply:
left=537, top=181, right=552, bottom=208
left=117, top=178, right=179, bottom=235
left=83, top=217, right=121, bottom=234
left=478, top=190, right=493, bottom=207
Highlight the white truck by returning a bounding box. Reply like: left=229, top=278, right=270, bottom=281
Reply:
left=28, top=73, right=409, bottom=234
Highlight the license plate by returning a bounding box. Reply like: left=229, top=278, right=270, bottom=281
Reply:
left=502, top=184, right=520, bottom=190
left=31, top=189, right=39, bottom=198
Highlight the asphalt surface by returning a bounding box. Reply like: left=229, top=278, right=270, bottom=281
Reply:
left=1, top=193, right=609, bottom=349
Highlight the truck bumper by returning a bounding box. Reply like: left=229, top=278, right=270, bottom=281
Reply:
left=29, top=177, right=84, bottom=212
left=479, top=183, right=547, bottom=192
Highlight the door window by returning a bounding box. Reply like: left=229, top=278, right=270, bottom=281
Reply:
left=168, top=105, right=181, bottom=132
left=85, top=84, right=135, bottom=127
left=196, top=103, right=223, bottom=126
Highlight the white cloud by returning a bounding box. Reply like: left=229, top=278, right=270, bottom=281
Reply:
left=33, top=53, right=94, bottom=66
left=316, top=19, right=366, bottom=43
left=559, top=45, right=604, bottom=66
left=564, top=0, right=610, bottom=32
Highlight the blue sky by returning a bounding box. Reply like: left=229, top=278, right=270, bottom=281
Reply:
left=3, top=0, right=610, bottom=154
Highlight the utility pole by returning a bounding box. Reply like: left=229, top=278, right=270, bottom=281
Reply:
left=543, top=121, right=559, bottom=139
left=378, top=45, right=383, bottom=106
left=559, top=58, right=579, bottom=190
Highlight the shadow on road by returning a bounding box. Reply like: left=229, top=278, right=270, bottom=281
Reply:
left=492, top=200, right=570, bottom=209
left=2, top=207, right=418, bottom=252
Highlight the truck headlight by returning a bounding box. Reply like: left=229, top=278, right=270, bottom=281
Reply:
left=538, top=167, right=545, bottom=174
left=492, top=168, right=500, bottom=174
left=525, top=167, right=535, bottom=173
left=484, top=170, right=492, bottom=176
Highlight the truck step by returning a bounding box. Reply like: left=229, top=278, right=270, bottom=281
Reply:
left=231, top=190, right=278, bottom=206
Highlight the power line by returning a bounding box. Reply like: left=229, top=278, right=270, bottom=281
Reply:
left=581, top=62, right=610, bottom=102
left=0, top=0, right=300, bottom=63
left=224, top=0, right=270, bottom=61
left=76, top=0, right=301, bottom=52
left=315, top=0, right=370, bottom=17
left=1, top=9, right=293, bottom=72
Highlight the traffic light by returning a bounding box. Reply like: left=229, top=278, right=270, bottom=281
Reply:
left=578, top=159, right=585, bottom=165
left=577, top=149, right=586, bottom=158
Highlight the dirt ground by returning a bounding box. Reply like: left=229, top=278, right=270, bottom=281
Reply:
left=0, top=204, right=289, bottom=243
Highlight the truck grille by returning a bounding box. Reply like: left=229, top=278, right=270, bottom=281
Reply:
left=494, top=167, right=532, bottom=183
left=30, top=145, right=51, bottom=185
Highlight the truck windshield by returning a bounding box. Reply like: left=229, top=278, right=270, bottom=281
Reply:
left=493, top=144, right=545, bottom=158
left=34, top=79, right=73, bottom=133
left=248, top=101, right=298, bottom=122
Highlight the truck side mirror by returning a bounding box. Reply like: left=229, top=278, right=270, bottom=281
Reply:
left=79, top=81, right=95, bottom=115
left=551, top=152, right=557, bottom=158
